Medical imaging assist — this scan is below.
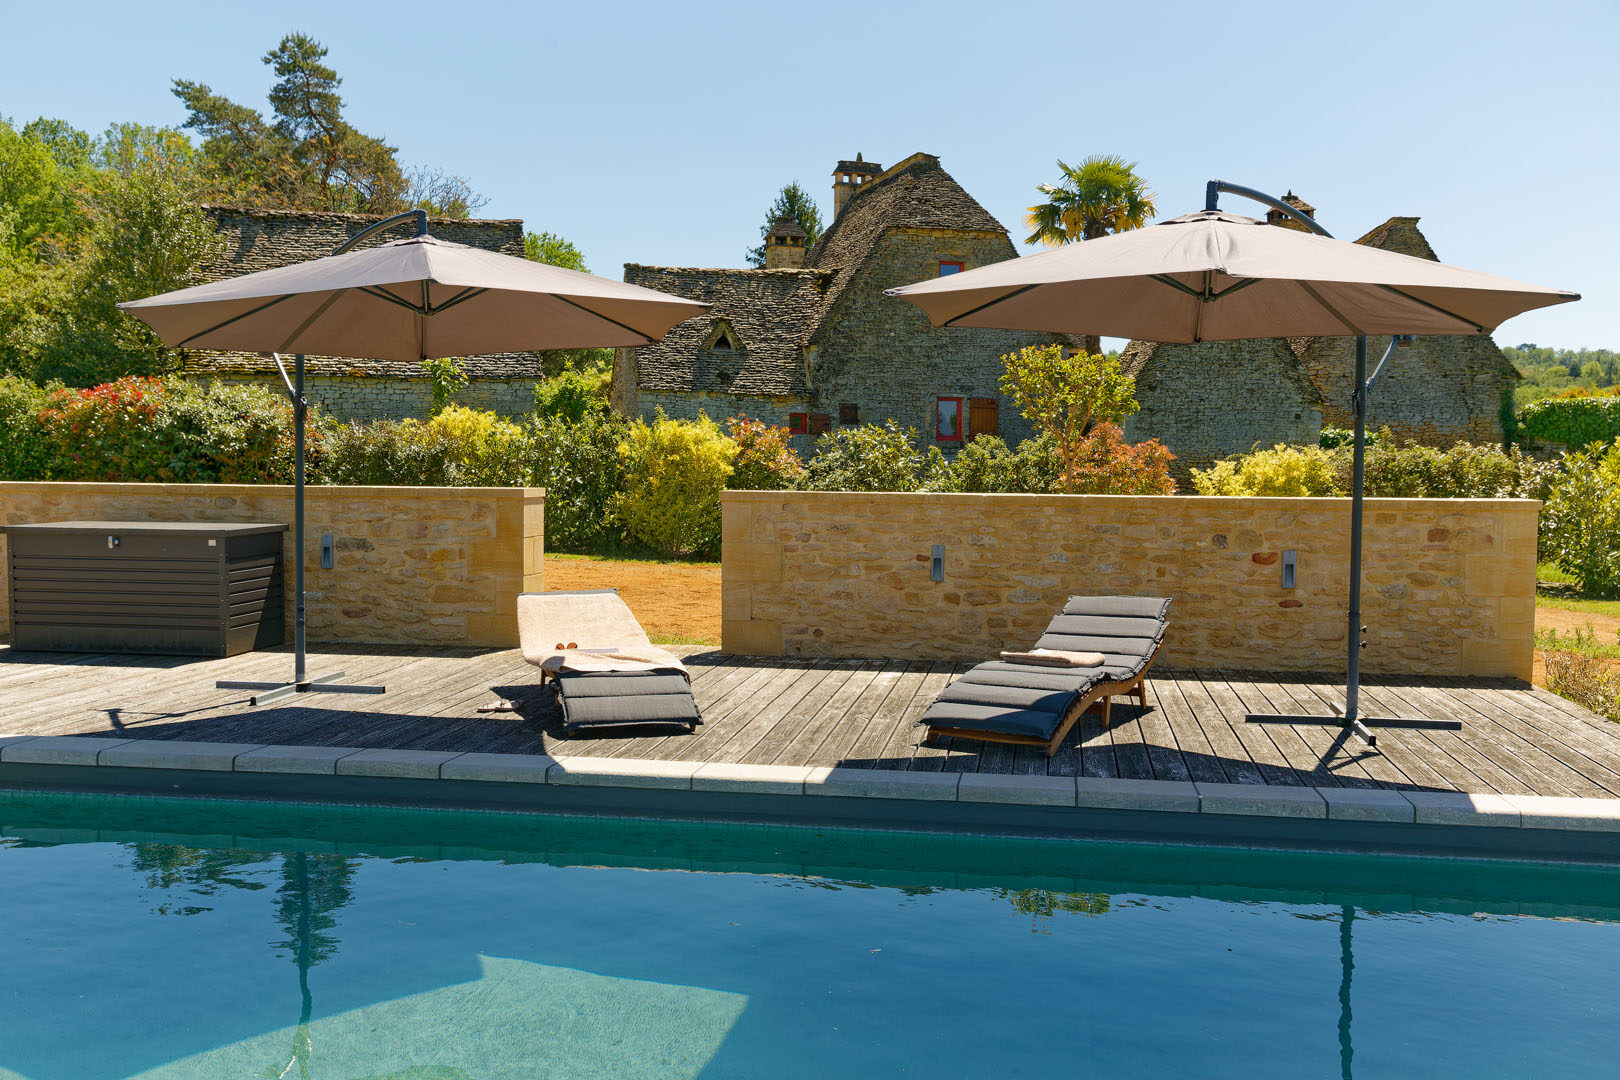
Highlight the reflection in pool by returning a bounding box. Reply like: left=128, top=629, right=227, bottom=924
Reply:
left=1, top=791, right=1618, bottom=1079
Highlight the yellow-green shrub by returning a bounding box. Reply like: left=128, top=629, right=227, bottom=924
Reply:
left=1191, top=444, right=1343, bottom=497
left=615, top=411, right=736, bottom=556
left=426, top=405, right=528, bottom=486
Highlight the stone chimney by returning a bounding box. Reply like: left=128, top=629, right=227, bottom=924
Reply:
left=764, top=215, right=807, bottom=269
left=832, top=153, right=884, bottom=218
left=1265, top=191, right=1318, bottom=232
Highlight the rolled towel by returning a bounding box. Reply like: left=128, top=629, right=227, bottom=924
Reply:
left=999, top=648, right=1107, bottom=668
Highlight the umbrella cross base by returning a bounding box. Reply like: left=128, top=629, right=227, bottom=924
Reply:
left=1245, top=710, right=1463, bottom=748
left=217, top=670, right=387, bottom=707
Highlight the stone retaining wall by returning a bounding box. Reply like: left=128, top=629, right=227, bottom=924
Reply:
left=722, top=491, right=1538, bottom=678
left=0, top=483, right=544, bottom=647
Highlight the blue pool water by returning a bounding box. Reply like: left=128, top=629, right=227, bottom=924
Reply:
left=2, top=792, right=1618, bottom=1079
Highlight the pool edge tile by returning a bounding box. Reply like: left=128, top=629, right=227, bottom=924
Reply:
left=439, top=752, right=558, bottom=784
left=1405, top=791, right=1521, bottom=828
left=98, top=740, right=265, bottom=772
left=1504, top=794, right=1620, bottom=833
left=1319, top=787, right=1416, bottom=823
left=234, top=745, right=363, bottom=776
left=3, top=736, right=138, bottom=766
left=547, top=756, right=700, bottom=790
left=804, top=767, right=960, bottom=801
left=1074, top=777, right=1200, bottom=813
left=338, top=748, right=468, bottom=780
left=958, top=772, right=1076, bottom=807
left=692, top=762, right=814, bottom=795
left=1196, top=782, right=1327, bottom=819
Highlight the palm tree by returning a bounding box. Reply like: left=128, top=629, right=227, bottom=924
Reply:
left=1026, top=156, right=1157, bottom=354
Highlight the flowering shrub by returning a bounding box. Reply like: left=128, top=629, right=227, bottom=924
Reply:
left=1064, top=423, right=1177, bottom=495
left=614, top=411, right=735, bottom=556
left=37, top=376, right=172, bottom=480
left=725, top=415, right=806, bottom=490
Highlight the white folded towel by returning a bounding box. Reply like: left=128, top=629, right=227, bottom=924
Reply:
left=999, top=648, right=1107, bottom=667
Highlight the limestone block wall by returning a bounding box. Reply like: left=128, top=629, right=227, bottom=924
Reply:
left=722, top=491, right=1538, bottom=679
left=0, top=483, right=544, bottom=647
left=197, top=374, right=541, bottom=422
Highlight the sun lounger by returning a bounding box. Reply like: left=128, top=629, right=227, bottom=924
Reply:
left=518, top=589, right=700, bottom=735
left=920, top=595, right=1171, bottom=756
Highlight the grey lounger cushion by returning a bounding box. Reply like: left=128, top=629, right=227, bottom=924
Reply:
left=921, top=595, right=1171, bottom=741
left=554, top=670, right=700, bottom=732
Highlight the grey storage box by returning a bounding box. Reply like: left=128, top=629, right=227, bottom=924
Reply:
left=4, top=521, right=287, bottom=656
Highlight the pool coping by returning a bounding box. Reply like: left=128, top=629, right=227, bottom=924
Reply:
left=4, top=734, right=1620, bottom=864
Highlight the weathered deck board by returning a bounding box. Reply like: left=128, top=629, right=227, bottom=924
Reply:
left=2, top=644, right=1618, bottom=797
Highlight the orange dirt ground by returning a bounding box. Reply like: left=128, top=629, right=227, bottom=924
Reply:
left=542, top=557, right=722, bottom=644
left=540, top=556, right=1618, bottom=685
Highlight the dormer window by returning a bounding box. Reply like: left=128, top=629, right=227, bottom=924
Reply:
left=713, top=334, right=734, bottom=351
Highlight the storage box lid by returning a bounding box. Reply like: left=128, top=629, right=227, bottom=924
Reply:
left=2, top=520, right=289, bottom=537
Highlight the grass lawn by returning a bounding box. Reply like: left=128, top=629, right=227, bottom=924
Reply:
left=542, top=553, right=721, bottom=646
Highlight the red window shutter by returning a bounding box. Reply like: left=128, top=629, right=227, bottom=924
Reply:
left=968, top=398, right=999, bottom=440
left=788, top=413, right=808, bottom=435
left=808, top=413, right=832, bottom=435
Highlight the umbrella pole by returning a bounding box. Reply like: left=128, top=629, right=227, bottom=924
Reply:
left=1208, top=183, right=1463, bottom=748
left=216, top=352, right=386, bottom=705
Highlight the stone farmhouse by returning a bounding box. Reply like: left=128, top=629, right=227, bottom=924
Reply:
left=182, top=206, right=547, bottom=421
left=612, top=153, right=1076, bottom=451
left=1120, top=194, right=1519, bottom=478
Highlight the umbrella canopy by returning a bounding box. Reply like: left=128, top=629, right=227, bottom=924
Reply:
left=886, top=209, right=1578, bottom=342
left=118, top=232, right=707, bottom=360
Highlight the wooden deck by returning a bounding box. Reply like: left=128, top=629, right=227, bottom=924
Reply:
left=3, top=643, right=1619, bottom=797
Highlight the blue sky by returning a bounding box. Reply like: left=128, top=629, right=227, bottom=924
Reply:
left=4, top=0, right=1614, bottom=349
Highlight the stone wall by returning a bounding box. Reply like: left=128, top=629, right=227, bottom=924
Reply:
left=809, top=227, right=1051, bottom=449
left=0, top=483, right=544, bottom=647
left=201, top=374, right=542, bottom=422
left=722, top=490, right=1538, bottom=679
left=1123, top=339, right=1323, bottom=481
left=1299, top=334, right=1514, bottom=446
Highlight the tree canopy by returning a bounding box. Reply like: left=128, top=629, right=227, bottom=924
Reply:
left=0, top=116, right=221, bottom=385
left=746, top=181, right=823, bottom=267
left=1025, top=155, right=1156, bottom=247
left=173, top=32, right=484, bottom=218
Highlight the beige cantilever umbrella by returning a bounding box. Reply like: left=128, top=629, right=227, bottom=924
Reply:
left=120, top=210, right=707, bottom=705
left=887, top=181, right=1579, bottom=748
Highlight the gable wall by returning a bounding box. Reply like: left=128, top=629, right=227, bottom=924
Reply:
left=809, top=228, right=1057, bottom=447
left=1124, top=340, right=1323, bottom=480
left=1299, top=336, right=1513, bottom=445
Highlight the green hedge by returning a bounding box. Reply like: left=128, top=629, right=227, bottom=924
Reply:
left=1519, top=395, right=1620, bottom=449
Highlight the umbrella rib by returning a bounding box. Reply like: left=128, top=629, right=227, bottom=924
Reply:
left=941, top=285, right=1042, bottom=327
left=1211, top=277, right=1262, bottom=300
left=427, top=287, right=488, bottom=316
left=1374, top=285, right=1485, bottom=333
left=1295, top=281, right=1364, bottom=335
left=552, top=294, right=657, bottom=344
left=359, top=286, right=429, bottom=315
left=1149, top=275, right=1205, bottom=300
left=176, top=293, right=297, bottom=347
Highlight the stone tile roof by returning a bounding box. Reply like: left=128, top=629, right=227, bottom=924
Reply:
left=182, top=205, right=545, bottom=381
left=802, top=152, right=1009, bottom=347
left=624, top=153, right=1012, bottom=397
left=621, top=265, right=834, bottom=396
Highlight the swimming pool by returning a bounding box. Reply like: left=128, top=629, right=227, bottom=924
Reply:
left=2, top=790, right=1617, bottom=1079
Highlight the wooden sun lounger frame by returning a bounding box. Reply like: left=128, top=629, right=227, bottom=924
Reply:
left=924, top=652, right=1158, bottom=758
